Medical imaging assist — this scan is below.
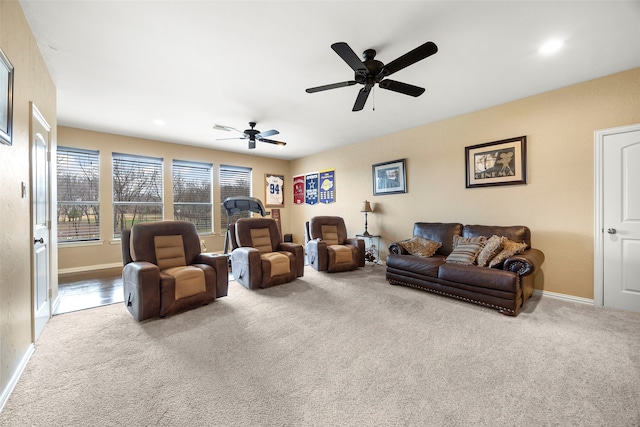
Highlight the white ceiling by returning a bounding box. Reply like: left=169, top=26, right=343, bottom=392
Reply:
left=19, top=1, right=640, bottom=160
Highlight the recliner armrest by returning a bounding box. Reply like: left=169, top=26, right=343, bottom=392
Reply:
left=344, top=238, right=365, bottom=267
left=195, top=253, right=229, bottom=298
left=231, top=247, right=262, bottom=289
left=122, top=261, right=161, bottom=320
left=503, top=248, right=545, bottom=276
left=306, top=239, right=328, bottom=271
left=278, top=242, right=305, bottom=277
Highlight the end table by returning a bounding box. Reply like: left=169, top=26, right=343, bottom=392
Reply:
left=356, top=234, right=381, bottom=265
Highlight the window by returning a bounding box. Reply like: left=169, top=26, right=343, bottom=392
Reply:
left=219, top=164, right=252, bottom=232
left=56, top=147, right=100, bottom=242
left=112, top=153, right=163, bottom=238
left=173, top=160, right=212, bottom=233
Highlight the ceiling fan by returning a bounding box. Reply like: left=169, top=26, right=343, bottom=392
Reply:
left=213, top=122, right=286, bottom=149
left=306, top=41, right=438, bottom=111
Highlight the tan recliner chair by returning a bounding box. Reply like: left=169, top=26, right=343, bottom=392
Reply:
left=306, top=216, right=365, bottom=273
left=231, top=217, right=304, bottom=289
left=121, top=220, right=228, bottom=321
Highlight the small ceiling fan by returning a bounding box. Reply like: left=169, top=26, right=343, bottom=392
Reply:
left=213, top=122, right=286, bottom=149
left=306, top=41, right=438, bottom=111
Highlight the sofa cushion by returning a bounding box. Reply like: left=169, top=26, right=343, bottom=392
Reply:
left=489, top=238, right=528, bottom=267
left=399, top=236, right=442, bottom=257
left=438, top=262, right=519, bottom=293
left=477, top=235, right=506, bottom=267
left=386, top=254, right=445, bottom=278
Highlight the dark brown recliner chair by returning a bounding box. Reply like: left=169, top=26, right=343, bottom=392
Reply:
left=121, top=220, right=228, bottom=321
left=231, top=217, right=304, bottom=289
left=306, top=216, right=365, bottom=273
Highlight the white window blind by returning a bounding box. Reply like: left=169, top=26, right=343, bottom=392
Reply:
left=173, top=160, right=213, bottom=233
left=219, top=164, right=252, bottom=231
left=56, top=146, right=100, bottom=242
left=112, top=153, right=163, bottom=238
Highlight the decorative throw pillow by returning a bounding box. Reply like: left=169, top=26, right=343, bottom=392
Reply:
left=477, top=235, right=506, bottom=267
left=452, top=235, right=486, bottom=248
left=488, top=238, right=528, bottom=268
left=399, top=236, right=442, bottom=257
left=445, top=241, right=485, bottom=265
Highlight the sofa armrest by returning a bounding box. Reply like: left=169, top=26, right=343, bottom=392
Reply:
left=503, top=248, right=545, bottom=276
left=195, top=253, right=229, bottom=298
left=278, top=242, right=305, bottom=277
left=388, top=242, right=409, bottom=255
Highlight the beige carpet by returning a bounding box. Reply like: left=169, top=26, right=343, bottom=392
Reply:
left=2, top=266, right=640, bottom=426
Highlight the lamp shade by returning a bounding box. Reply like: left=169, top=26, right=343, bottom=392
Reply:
left=360, top=200, right=372, bottom=213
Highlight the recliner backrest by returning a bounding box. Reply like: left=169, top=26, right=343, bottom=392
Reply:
left=128, top=221, right=201, bottom=265
left=309, top=216, right=348, bottom=245
left=235, top=217, right=282, bottom=252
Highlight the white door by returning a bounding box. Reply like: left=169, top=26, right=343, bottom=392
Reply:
left=32, top=104, right=51, bottom=340
left=595, top=124, right=640, bottom=313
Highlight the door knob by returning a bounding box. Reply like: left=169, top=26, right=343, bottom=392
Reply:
left=607, top=228, right=616, bottom=234
left=34, top=237, right=44, bottom=244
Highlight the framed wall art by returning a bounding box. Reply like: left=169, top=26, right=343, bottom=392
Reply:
left=465, top=136, right=527, bottom=188
left=265, top=173, right=284, bottom=207
left=0, top=48, right=14, bottom=146
left=372, top=159, right=407, bottom=195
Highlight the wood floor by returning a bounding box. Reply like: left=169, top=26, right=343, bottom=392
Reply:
left=55, top=266, right=234, bottom=315
left=55, top=268, right=124, bottom=315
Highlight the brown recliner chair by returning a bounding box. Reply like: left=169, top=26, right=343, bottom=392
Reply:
left=231, top=217, right=304, bottom=289
left=121, top=220, right=228, bottom=321
left=306, top=216, right=365, bottom=273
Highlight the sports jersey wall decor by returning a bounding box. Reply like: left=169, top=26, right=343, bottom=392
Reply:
left=265, top=173, right=284, bottom=207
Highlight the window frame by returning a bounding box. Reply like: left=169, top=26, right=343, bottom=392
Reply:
left=172, top=159, right=213, bottom=234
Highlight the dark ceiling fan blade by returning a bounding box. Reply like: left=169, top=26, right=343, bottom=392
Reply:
left=256, top=129, right=279, bottom=138
left=379, top=79, right=426, bottom=97
left=259, top=138, right=287, bottom=147
left=380, top=41, right=438, bottom=77
left=352, top=84, right=373, bottom=111
left=306, top=81, right=358, bottom=93
left=331, top=42, right=368, bottom=72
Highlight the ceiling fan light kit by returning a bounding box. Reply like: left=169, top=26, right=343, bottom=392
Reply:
left=306, top=41, right=438, bottom=111
left=213, top=121, right=286, bottom=150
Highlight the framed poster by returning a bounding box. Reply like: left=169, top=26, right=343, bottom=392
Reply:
left=372, top=159, right=407, bottom=195
left=0, top=48, right=14, bottom=146
left=465, top=136, right=527, bottom=188
left=265, top=173, right=284, bottom=207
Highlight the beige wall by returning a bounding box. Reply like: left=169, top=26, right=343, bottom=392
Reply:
left=57, top=127, right=291, bottom=271
left=290, top=67, right=640, bottom=300
left=0, top=0, right=57, bottom=405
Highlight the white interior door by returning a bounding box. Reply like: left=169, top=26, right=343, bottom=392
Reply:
left=595, top=124, right=640, bottom=313
left=32, top=104, right=51, bottom=340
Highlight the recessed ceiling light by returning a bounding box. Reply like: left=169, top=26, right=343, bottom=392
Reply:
left=153, top=119, right=166, bottom=126
left=538, top=39, right=565, bottom=55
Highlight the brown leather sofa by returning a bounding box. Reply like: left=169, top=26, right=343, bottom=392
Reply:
left=231, top=217, right=304, bottom=289
left=305, top=216, right=365, bottom=273
left=386, top=222, right=544, bottom=316
left=121, top=221, right=229, bottom=320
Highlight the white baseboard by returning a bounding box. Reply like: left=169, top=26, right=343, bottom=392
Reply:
left=0, top=344, right=35, bottom=414
left=58, top=262, right=123, bottom=275
left=533, top=289, right=594, bottom=305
